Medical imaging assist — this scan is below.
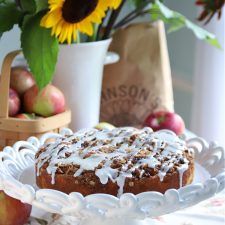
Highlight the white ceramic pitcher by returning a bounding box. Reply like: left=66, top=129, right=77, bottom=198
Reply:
left=53, top=39, right=119, bottom=131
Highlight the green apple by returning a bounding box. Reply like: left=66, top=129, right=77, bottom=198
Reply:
left=94, top=122, right=115, bottom=130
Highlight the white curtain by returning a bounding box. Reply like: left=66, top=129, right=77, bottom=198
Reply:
left=191, top=12, right=225, bottom=147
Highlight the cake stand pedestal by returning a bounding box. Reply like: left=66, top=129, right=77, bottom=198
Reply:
left=0, top=129, right=224, bottom=225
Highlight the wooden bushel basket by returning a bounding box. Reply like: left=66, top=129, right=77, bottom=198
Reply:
left=0, top=50, right=71, bottom=150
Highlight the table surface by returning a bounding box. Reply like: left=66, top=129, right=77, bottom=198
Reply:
left=26, top=191, right=225, bottom=225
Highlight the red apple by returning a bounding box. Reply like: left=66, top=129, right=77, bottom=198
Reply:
left=15, top=113, right=34, bottom=119
left=15, top=113, right=42, bottom=120
left=24, top=84, right=66, bottom=117
left=10, top=67, right=35, bottom=95
left=0, top=191, right=32, bottom=225
left=9, top=88, right=21, bottom=117
left=144, top=111, right=185, bottom=135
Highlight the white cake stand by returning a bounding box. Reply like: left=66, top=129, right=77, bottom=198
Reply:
left=0, top=129, right=224, bottom=225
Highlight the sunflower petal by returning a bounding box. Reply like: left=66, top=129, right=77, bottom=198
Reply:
left=55, top=20, right=64, bottom=37
left=67, top=25, right=73, bottom=44
left=41, top=9, right=61, bottom=28
left=73, top=24, right=77, bottom=41
left=78, top=21, right=93, bottom=36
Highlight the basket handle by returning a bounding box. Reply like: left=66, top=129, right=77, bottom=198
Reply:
left=0, top=50, right=22, bottom=119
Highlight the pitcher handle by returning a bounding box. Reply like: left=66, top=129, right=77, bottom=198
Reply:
left=104, top=52, right=119, bottom=65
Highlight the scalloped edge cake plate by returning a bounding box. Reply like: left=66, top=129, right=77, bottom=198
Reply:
left=19, top=162, right=211, bottom=220
left=0, top=128, right=225, bottom=225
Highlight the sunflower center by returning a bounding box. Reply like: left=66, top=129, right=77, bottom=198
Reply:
left=62, top=0, right=98, bottom=23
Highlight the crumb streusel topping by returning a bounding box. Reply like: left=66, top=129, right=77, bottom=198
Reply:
left=36, top=127, right=193, bottom=196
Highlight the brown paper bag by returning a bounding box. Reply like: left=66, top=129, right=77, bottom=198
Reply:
left=100, top=21, right=174, bottom=127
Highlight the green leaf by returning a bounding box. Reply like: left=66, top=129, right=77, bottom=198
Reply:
left=129, top=0, right=155, bottom=8
left=151, top=0, right=221, bottom=48
left=21, top=14, right=34, bottom=28
left=35, top=0, right=48, bottom=12
left=20, top=0, right=36, bottom=13
left=0, top=0, right=14, bottom=4
left=21, top=12, right=59, bottom=89
left=0, top=3, right=23, bottom=32
left=129, top=0, right=145, bottom=8
left=185, top=20, right=221, bottom=48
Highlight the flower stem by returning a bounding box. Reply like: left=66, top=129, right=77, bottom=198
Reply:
left=96, top=22, right=103, bottom=41
left=76, top=30, right=80, bottom=43
left=114, top=9, right=157, bottom=29
left=114, top=0, right=152, bottom=29
left=96, top=10, right=110, bottom=41
left=102, top=0, right=126, bottom=40
left=15, top=0, right=22, bottom=8
left=92, top=23, right=99, bottom=42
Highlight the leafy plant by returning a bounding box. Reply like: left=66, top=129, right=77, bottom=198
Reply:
left=0, top=0, right=224, bottom=89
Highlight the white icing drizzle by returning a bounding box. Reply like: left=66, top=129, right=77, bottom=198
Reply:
left=36, top=127, right=193, bottom=196
left=177, top=159, right=189, bottom=188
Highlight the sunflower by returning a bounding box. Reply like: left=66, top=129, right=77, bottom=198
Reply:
left=41, top=0, right=122, bottom=44
left=108, top=0, right=123, bottom=9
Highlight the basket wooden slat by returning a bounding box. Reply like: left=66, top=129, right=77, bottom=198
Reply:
left=0, top=50, right=71, bottom=150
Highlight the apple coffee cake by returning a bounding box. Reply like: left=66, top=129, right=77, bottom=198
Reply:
left=35, top=127, right=194, bottom=196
